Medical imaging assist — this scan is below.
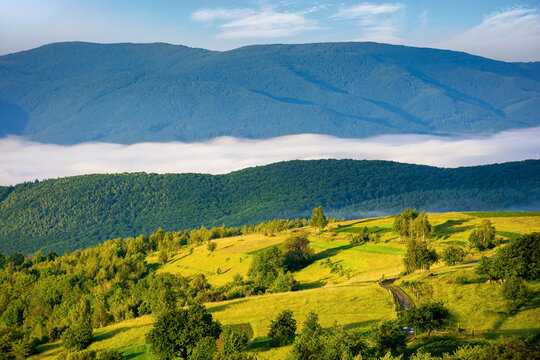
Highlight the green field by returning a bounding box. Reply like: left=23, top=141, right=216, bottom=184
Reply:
left=31, top=211, right=540, bottom=359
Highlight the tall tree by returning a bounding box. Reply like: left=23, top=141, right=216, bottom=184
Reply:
left=412, top=211, right=432, bottom=241
left=392, top=209, right=420, bottom=242
left=309, top=206, right=328, bottom=233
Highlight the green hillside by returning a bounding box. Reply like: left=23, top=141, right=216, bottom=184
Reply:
left=1, top=42, right=539, bottom=143
left=17, top=211, right=539, bottom=360
left=1, top=159, right=539, bottom=254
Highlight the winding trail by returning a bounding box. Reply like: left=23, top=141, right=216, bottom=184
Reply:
left=380, top=279, right=414, bottom=312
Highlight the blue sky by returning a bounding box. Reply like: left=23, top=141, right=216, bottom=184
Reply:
left=1, top=0, right=540, bottom=61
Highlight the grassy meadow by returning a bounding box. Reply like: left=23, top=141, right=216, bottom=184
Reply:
left=31, top=211, right=540, bottom=359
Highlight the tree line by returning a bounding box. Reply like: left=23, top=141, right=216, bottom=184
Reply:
left=1, top=159, right=538, bottom=254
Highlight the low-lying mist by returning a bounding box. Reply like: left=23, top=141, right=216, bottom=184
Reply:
left=1, top=127, right=539, bottom=186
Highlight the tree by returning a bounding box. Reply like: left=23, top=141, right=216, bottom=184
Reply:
left=146, top=304, right=221, bottom=360
left=248, top=246, right=286, bottom=290
left=475, top=232, right=540, bottom=280
left=309, top=206, right=328, bottom=233
left=190, top=337, right=217, bottom=360
left=371, top=320, right=407, bottom=356
left=469, top=219, right=496, bottom=250
left=411, top=212, right=432, bottom=241
left=221, top=328, right=249, bottom=356
left=282, top=232, right=314, bottom=271
left=441, top=245, right=466, bottom=266
left=404, top=239, right=438, bottom=273
left=62, top=321, right=93, bottom=351
left=501, top=276, right=528, bottom=311
left=403, top=302, right=450, bottom=337
left=207, top=241, right=217, bottom=252
left=393, top=209, right=419, bottom=241
left=268, top=310, right=297, bottom=346
left=267, top=272, right=298, bottom=293
left=287, top=312, right=324, bottom=360
left=158, top=250, right=169, bottom=264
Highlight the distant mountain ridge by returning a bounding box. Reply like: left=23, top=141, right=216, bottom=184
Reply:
left=0, top=159, right=539, bottom=254
left=0, top=41, right=539, bottom=144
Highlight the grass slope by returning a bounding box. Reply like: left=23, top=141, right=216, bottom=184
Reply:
left=31, top=211, right=540, bottom=360
left=1, top=159, right=539, bottom=254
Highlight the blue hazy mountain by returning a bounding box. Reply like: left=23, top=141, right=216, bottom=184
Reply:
left=0, top=41, right=539, bottom=144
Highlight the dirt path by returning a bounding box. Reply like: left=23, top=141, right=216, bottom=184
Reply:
left=380, top=279, right=413, bottom=312
left=379, top=279, right=415, bottom=337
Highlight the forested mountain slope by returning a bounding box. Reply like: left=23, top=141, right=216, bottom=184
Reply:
left=0, top=159, right=539, bottom=254
left=1, top=42, right=539, bottom=143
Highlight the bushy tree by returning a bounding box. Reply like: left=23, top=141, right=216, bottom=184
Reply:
left=475, top=232, right=540, bottom=280
left=441, top=245, right=466, bottom=266
left=403, top=302, right=450, bottom=336
left=501, top=276, right=528, bottom=311
left=146, top=304, right=221, bottom=360
left=222, top=328, right=249, bottom=356
left=267, top=272, right=298, bottom=293
left=282, top=232, right=314, bottom=271
left=62, top=321, right=93, bottom=351
left=309, top=206, right=328, bottom=232
left=287, top=312, right=324, bottom=360
left=158, top=250, right=169, bottom=264
left=371, top=320, right=407, bottom=356
left=468, top=219, right=496, bottom=250
left=268, top=310, right=297, bottom=346
left=190, top=337, right=217, bottom=360
left=404, top=239, right=438, bottom=273
left=207, top=241, right=217, bottom=252
left=248, top=246, right=300, bottom=293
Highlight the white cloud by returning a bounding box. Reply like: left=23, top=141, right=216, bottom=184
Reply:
left=331, top=3, right=404, bottom=20
left=190, top=8, right=254, bottom=23
left=191, top=6, right=322, bottom=39
left=1, top=127, right=539, bottom=186
left=442, top=7, right=540, bottom=61
left=331, top=2, right=405, bottom=44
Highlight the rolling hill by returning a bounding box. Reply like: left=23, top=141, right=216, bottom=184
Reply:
left=0, top=159, right=539, bottom=254
left=1, top=42, right=539, bottom=144
left=26, top=211, right=540, bottom=359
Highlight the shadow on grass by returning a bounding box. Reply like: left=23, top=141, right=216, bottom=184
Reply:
left=35, top=342, right=63, bottom=357
left=297, top=279, right=326, bottom=290
left=94, top=323, right=148, bottom=343
left=146, top=262, right=161, bottom=273
left=343, top=319, right=378, bottom=330
left=124, top=351, right=146, bottom=360
left=207, top=298, right=250, bottom=313
left=434, top=220, right=474, bottom=239
left=312, top=244, right=356, bottom=261
left=167, top=252, right=192, bottom=265
left=249, top=336, right=273, bottom=351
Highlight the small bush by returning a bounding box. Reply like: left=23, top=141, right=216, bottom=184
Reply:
left=207, top=241, right=217, bottom=252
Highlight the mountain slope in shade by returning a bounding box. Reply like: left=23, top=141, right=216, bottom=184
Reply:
left=0, top=159, right=539, bottom=254
left=0, top=42, right=539, bottom=144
